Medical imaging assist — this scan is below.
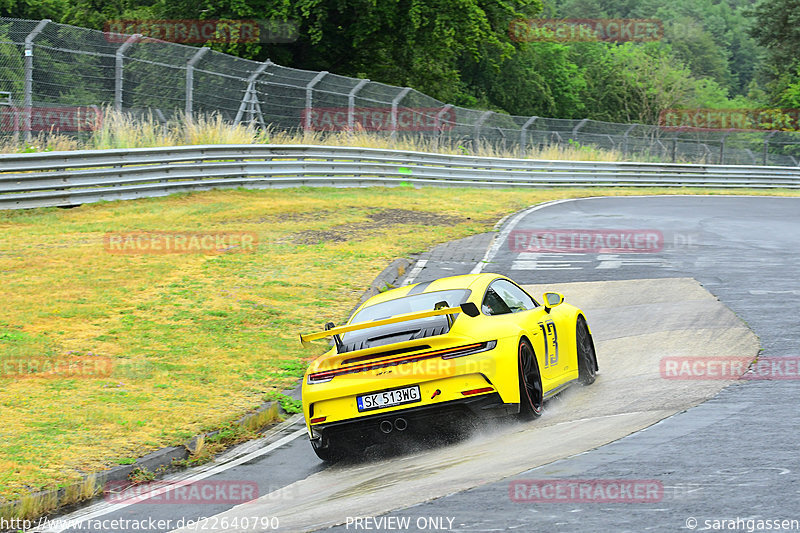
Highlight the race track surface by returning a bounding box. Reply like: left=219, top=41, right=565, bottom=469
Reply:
left=40, top=196, right=799, bottom=533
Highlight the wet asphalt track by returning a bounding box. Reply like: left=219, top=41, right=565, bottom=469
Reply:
left=327, top=195, right=800, bottom=533
left=38, top=195, right=800, bottom=533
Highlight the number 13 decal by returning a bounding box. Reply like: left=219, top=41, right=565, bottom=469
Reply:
left=539, top=319, right=559, bottom=368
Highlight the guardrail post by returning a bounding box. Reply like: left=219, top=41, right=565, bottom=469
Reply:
left=763, top=131, right=777, bottom=165
left=303, top=71, right=328, bottom=131
left=474, top=111, right=493, bottom=145
left=347, top=79, right=369, bottom=131
left=185, top=47, right=210, bottom=117
left=23, top=19, right=50, bottom=142
left=390, top=87, right=411, bottom=137
left=115, top=34, right=141, bottom=113
left=520, top=116, right=538, bottom=156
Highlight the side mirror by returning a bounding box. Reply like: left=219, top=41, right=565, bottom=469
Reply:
left=542, top=292, right=564, bottom=312
left=460, top=302, right=480, bottom=317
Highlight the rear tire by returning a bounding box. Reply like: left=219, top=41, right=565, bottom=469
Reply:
left=576, top=317, right=598, bottom=385
left=517, top=339, right=543, bottom=420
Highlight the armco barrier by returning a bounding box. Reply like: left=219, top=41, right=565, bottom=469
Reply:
left=1, top=144, right=798, bottom=209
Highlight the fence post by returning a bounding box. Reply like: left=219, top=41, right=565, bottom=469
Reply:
left=474, top=111, right=493, bottom=145
left=115, top=34, right=141, bottom=112
left=303, top=71, right=328, bottom=131
left=0, top=91, right=17, bottom=143
left=520, top=116, right=538, bottom=156
left=433, top=104, right=454, bottom=145
left=497, top=127, right=506, bottom=152
left=763, top=131, right=776, bottom=166
left=718, top=132, right=730, bottom=164
left=185, top=47, right=210, bottom=117
left=390, top=87, right=411, bottom=137
left=622, top=124, right=636, bottom=156
left=23, top=19, right=50, bottom=142
left=571, top=118, right=587, bottom=142
left=347, top=79, right=369, bottom=131
left=234, top=61, right=271, bottom=127
left=701, top=143, right=712, bottom=163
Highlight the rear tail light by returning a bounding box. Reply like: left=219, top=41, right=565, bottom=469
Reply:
left=461, top=387, right=494, bottom=396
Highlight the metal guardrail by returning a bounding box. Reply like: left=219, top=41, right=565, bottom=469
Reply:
left=1, top=144, right=798, bottom=210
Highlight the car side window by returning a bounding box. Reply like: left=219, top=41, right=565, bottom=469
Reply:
left=482, top=287, right=512, bottom=315
left=488, top=280, right=536, bottom=313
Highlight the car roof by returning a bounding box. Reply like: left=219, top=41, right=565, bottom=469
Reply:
left=356, top=272, right=504, bottom=311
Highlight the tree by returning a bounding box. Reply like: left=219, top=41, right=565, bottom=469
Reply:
left=123, top=0, right=544, bottom=105
left=462, top=42, right=586, bottom=118
left=748, top=0, right=800, bottom=103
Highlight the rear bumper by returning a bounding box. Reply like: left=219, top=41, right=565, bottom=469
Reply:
left=310, top=392, right=516, bottom=446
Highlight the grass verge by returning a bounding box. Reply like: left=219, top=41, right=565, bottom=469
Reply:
left=1, top=185, right=798, bottom=518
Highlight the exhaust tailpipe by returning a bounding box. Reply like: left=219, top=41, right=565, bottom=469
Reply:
left=379, top=420, right=394, bottom=434
left=394, top=418, right=408, bottom=431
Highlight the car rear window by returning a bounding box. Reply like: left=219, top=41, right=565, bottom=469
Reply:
left=350, top=289, right=472, bottom=324
left=340, top=289, right=472, bottom=347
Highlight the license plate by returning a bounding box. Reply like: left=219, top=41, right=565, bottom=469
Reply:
left=357, top=386, right=421, bottom=412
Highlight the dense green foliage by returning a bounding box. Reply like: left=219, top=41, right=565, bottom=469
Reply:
left=748, top=0, right=800, bottom=106
left=2, top=0, right=796, bottom=123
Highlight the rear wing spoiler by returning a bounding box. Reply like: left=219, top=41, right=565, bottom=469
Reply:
left=300, top=302, right=480, bottom=348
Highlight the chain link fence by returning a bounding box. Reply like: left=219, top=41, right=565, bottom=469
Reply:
left=1, top=16, right=799, bottom=166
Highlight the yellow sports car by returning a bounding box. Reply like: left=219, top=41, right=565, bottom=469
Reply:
left=300, top=273, right=598, bottom=460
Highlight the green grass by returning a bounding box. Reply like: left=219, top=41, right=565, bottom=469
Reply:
left=0, top=185, right=798, bottom=519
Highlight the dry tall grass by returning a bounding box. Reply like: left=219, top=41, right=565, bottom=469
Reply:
left=0, top=108, right=622, bottom=162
